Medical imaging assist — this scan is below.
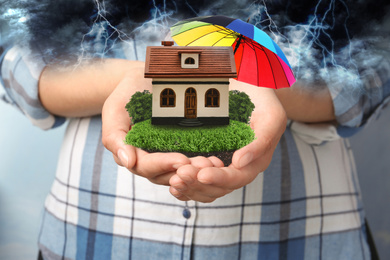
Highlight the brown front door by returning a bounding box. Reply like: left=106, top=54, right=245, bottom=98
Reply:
left=185, top=88, right=197, bottom=119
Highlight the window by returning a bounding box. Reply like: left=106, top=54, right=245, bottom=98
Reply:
left=181, top=53, right=199, bottom=68
left=160, top=88, right=176, bottom=107
left=184, top=57, right=195, bottom=65
left=205, top=88, right=220, bottom=107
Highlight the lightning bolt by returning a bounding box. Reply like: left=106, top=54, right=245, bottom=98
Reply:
left=254, top=0, right=360, bottom=87
left=76, top=0, right=180, bottom=66
left=77, top=0, right=133, bottom=65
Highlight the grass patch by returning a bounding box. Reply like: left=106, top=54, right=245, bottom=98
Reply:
left=125, top=119, right=255, bottom=153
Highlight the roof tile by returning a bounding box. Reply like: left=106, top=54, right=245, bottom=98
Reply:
left=145, top=46, right=237, bottom=78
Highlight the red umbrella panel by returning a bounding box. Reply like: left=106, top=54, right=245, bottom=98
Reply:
left=232, top=37, right=295, bottom=89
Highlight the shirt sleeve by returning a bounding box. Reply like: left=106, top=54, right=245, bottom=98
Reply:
left=0, top=45, right=66, bottom=130
left=329, top=50, right=390, bottom=137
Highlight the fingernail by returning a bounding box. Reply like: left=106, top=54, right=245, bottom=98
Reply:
left=118, top=149, right=128, bottom=168
left=173, top=184, right=187, bottom=192
left=238, top=152, right=253, bottom=168
left=171, top=189, right=182, bottom=198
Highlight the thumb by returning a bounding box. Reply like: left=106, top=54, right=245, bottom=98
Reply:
left=101, top=80, right=136, bottom=168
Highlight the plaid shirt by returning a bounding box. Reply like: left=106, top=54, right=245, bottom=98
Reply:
left=2, top=43, right=389, bottom=259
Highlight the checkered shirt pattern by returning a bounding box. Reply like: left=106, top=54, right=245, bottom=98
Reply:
left=2, top=43, right=390, bottom=259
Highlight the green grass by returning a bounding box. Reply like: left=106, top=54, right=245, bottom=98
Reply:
left=125, top=119, right=255, bottom=153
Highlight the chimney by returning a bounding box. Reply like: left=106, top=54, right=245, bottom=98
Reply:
left=161, top=41, right=174, bottom=47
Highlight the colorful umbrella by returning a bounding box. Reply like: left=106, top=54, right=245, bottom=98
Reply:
left=171, top=15, right=295, bottom=89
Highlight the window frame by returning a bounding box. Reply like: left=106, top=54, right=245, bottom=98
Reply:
left=160, top=88, right=176, bottom=107
left=180, top=53, right=199, bottom=69
left=205, top=88, right=220, bottom=108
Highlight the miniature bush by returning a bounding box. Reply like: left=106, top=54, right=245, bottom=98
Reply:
left=125, top=90, right=152, bottom=124
left=229, top=90, right=255, bottom=124
left=125, top=119, right=255, bottom=153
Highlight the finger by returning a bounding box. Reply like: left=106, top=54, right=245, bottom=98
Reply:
left=102, top=127, right=136, bottom=169
left=171, top=166, right=231, bottom=203
left=232, top=137, right=271, bottom=170
left=134, top=151, right=190, bottom=179
left=170, top=158, right=213, bottom=185
left=175, top=164, right=199, bottom=184
left=173, top=183, right=228, bottom=203
left=197, top=164, right=259, bottom=190
left=229, top=86, right=286, bottom=169
left=189, top=156, right=214, bottom=169
left=112, top=154, right=122, bottom=166
left=169, top=180, right=228, bottom=203
left=148, top=171, right=177, bottom=186
left=169, top=186, right=191, bottom=201
left=207, top=156, right=225, bottom=167
left=102, top=83, right=136, bottom=168
left=232, top=112, right=286, bottom=169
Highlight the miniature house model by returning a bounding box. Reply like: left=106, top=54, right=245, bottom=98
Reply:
left=145, top=41, right=237, bottom=126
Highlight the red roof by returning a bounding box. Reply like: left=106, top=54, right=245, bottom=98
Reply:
left=144, top=46, right=237, bottom=78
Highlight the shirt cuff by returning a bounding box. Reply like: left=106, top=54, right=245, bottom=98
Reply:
left=0, top=46, right=66, bottom=130
left=328, top=56, right=390, bottom=137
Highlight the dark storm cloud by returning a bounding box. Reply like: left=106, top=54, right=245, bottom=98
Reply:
left=1, top=0, right=389, bottom=90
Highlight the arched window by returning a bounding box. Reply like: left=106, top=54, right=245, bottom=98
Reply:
left=205, top=88, right=220, bottom=107
left=160, top=88, right=176, bottom=107
left=184, top=57, right=195, bottom=65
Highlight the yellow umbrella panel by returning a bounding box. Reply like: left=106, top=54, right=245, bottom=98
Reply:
left=171, top=21, right=238, bottom=47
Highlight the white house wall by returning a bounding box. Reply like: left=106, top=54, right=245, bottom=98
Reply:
left=152, top=84, right=185, bottom=117
left=197, top=84, right=229, bottom=117
left=152, top=78, right=230, bottom=118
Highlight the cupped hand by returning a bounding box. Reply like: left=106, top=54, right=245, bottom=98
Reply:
left=169, top=81, right=287, bottom=202
left=101, top=66, right=190, bottom=185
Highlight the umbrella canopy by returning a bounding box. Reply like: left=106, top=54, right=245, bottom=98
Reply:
left=171, top=15, right=295, bottom=89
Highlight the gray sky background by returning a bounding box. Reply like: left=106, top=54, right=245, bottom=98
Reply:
left=0, top=101, right=66, bottom=259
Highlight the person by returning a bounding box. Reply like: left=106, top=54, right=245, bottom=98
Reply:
left=1, top=1, right=389, bottom=259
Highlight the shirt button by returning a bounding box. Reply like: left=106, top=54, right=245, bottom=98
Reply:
left=182, top=208, right=191, bottom=219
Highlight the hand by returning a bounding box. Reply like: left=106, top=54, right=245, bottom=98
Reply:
left=39, top=58, right=191, bottom=185
left=102, top=66, right=190, bottom=185
left=169, top=82, right=287, bottom=202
